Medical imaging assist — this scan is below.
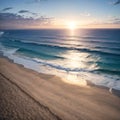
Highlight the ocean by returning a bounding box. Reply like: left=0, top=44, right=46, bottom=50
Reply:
left=0, top=29, right=120, bottom=90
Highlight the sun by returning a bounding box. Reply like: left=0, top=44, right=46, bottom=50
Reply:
left=68, top=21, right=77, bottom=30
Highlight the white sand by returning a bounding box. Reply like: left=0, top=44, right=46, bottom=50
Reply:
left=0, top=58, right=120, bottom=120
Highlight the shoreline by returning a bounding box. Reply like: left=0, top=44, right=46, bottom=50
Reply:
left=1, top=55, right=120, bottom=97
left=0, top=57, right=120, bottom=120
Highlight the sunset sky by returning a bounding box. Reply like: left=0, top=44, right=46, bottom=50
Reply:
left=0, top=0, right=120, bottom=29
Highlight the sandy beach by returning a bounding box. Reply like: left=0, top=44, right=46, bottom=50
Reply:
left=0, top=58, right=120, bottom=120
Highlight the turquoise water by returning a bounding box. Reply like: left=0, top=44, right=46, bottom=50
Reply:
left=0, top=29, right=120, bottom=90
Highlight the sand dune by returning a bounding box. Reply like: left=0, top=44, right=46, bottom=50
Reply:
left=0, top=58, right=120, bottom=120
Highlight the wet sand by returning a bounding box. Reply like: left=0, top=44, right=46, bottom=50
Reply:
left=0, top=58, right=120, bottom=120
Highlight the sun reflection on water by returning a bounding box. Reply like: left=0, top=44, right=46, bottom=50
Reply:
left=62, top=50, right=88, bottom=86
left=61, top=29, right=88, bottom=86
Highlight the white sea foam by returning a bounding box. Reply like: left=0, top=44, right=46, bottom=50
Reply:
left=0, top=44, right=120, bottom=91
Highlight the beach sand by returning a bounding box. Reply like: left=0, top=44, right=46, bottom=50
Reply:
left=0, top=58, right=120, bottom=120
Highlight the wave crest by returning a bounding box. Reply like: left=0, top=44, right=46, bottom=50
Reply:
left=0, top=31, right=4, bottom=37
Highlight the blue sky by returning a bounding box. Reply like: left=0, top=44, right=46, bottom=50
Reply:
left=0, top=0, right=120, bottom=29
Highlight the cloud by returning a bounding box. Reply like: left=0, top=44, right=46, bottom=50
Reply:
left=0, top=13, right=22, bottom=20
left=0, top=12, right=54, bottom=29
left=91, top=17, right=120, bottom=26
left=18, top=10, right=30, bottom=13
left=1, top=7, right=13, bottom=11
left=113, top=0, right=120, bottom=5
left=110, top=18, right=120, bottom=24
left=18, top=10, right=38, bottom=16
